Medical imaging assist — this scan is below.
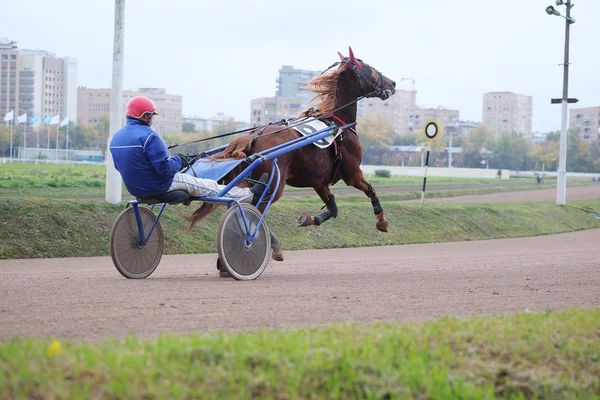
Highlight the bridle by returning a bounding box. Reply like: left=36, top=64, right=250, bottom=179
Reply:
left=320, top=58, right=392, bottom=101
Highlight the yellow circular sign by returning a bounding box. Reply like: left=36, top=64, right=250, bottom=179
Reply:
left=423, top=120, right=442, bottom=141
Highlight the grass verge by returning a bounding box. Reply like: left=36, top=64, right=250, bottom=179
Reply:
left=1, top=196, right=600, bottom=259
left=1, top=309, right=598, bottom=399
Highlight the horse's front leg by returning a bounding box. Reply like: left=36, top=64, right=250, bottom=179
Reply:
left=346, top=172, right=388, bottom=232
left=297, top=186, right=338, bottom=227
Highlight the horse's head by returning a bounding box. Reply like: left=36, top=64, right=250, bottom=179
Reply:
left=337, top=47, right=396, bottom=101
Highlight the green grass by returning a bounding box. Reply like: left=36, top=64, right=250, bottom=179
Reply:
left=2, top=195, right=600, bottom=259
left=1, top=309, right=598, bottom=399
left=1, top=162, right=592, bottom=191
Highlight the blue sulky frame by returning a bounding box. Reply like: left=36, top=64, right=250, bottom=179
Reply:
left=124, top=122, right=356, bottom=247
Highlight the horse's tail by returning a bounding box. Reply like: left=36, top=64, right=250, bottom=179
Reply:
left=184, top=202, right=219, bottom=232
left=210, top=135, right=254, bottom=161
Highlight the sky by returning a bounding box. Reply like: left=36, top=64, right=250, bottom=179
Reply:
left=3, top=0, right=599, bottom=133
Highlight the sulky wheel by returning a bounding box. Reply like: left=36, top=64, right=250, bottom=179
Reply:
left=217, top=203, right=271, bottom=281
left=110, top=206, right=164, bottom=279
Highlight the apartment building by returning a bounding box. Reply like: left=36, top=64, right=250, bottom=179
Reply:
left=77, top=87, right=182, bottom=133
left=276, top=65, right=320, bottom=109
left=250, top=97, right=302, bottom=126
left=569, top=106, right=600, bottom=143
left=0, top=38, right=77, bottom=123
left=482, top=91, right=532, bottom=136
left=407, top=107, right=460, bottom=137
left=358, top=90, right=417, bottom=136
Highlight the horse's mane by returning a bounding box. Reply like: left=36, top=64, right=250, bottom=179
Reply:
left=209, top=65, right=343, bottom=162
left=302, top=66, right=343, bottom=117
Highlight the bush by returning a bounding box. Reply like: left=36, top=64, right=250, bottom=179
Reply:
left=374, top=169, right=391, bottom=178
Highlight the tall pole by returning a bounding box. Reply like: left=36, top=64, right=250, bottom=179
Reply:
left=556, top=1, right=572, bottom=206
left=65, top=121, right=69, bottom=163
left=35, top=128, right=39, bottom=165
left=9, top=120, right=13, bottom=162
left=46, top=125, right=50, bottom=164
left=55, top=124, right=59, bottom=162
left=23, top=121, right=27, bottom=160
left=448, top=125, right=453, bottom=168
left=106, top=0, right=125, bottom=204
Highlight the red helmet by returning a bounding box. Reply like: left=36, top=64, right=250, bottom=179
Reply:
left=126, top=96, right=158, bottom=119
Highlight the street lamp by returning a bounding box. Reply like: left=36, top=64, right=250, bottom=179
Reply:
left=546, top=0, right=575, bottom=206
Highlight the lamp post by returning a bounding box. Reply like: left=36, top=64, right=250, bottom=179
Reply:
left=546, top=0, right=575, bottom=206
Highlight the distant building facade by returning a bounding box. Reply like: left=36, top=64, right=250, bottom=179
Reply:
left=276, top=65, right=320, bottom=109
left=183, top=113, right=249, bottom=133
left=77, top=87, right=182, bottom=133
left=482, top=91, right=532, bottom=136
left=250, top=97, right=302, bottom=126
left=569, top=106, right=600, bottom=143
left=358, top=90, right=417, bottom=136
left=407, top=107, right=460, bottom=137
left=0, top=37, right=77, bottom=124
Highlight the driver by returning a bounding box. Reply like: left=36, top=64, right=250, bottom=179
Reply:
left=109, top=96, right=268, bottom=204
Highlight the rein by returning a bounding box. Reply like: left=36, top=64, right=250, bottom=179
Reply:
left=166, top=125, right=259, bottom=150
left=170, top=59, right=385, bottom=154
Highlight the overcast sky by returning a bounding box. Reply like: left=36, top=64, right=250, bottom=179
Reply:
left=3, top=0, right=599, bottom=132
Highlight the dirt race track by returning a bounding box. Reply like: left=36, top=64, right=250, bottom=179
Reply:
left=1, top=187, right=600, bottom=340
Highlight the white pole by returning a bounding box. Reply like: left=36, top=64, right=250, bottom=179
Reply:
left=23, top=120, right=27, bottom=160
left=448, top=125, right=452, bottom=168
left=106, top=0, right=125, bottom=204
left=46, top=124, right=50, bottom=164
left=36, top=128, right=39, bottom=165
left=55, top=123, right=59, bottom=162
left=65, top=120, right=69, bottom=163
left=556, top=1, right=572, bottom=206
left=9, top=119, right=13, bottom=162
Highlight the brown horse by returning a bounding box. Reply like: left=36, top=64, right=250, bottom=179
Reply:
left=186, top=47, right=396, bottom=263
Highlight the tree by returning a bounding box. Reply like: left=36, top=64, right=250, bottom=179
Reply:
left=531, top=141, right=559, bottom=172
left=356, top=115, right=395, bottom=165
left=461, top=124, right=494, bottom=168
left=392, top=132, right=419, bottom=146
left=0, top=124, right=10, bottom=157
left=490, top=132, right=533, bottom=170
left=182, top=122, right=197, bottom=133
left=546, top=131, right=560, bottom=142
left=566, top=132, right=592, bottom=172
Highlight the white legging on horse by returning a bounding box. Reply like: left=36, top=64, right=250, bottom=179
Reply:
left=167, top=173, right=253, bottom=202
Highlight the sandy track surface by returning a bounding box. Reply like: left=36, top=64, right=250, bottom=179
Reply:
left=408, top=185, right=600, bottom=203
left=1, top=229, right=598, bottom=340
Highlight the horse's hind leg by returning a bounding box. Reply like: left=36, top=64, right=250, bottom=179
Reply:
left=298, top=186, right=338, bottom=227
left=270, top=230, right=283, bottom=261
left=343, top=171, right=389, bottom=232
left=257, top=168, right=286, bottom=262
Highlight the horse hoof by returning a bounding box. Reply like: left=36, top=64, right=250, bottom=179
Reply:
left=271, top=248, right=284, bottom=262
left=219, top=270, right=232, bottom=279
left=376, top=219, right=389, bottom=233
left=216, top=258, right=231, bottom=278
left=297, top=213, right=314, bottom=227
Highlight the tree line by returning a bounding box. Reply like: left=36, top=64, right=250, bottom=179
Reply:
left=358, top=116, right=600, bottom=173
left=2, top=114, right=598, bottom=173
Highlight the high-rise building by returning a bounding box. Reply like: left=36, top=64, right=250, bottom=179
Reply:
left=407, top=107, right=460, bottom=136
left=77, top=87, right=182, bottom=133
left=358, top=90, right=417, bottom=135
left=250, top=97, right=302, bottom=127
left=0, top=38, right=77, bottom=123
left=276, top=65, right=320, bottom=109
left=569, top=106, right=600, bottom=143
left=0, top=38, right=20, bottom=119
left=482, top=91, right=532, bottom=136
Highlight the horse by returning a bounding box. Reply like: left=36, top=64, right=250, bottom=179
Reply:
left=185, top=47, right=397, bottom=268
